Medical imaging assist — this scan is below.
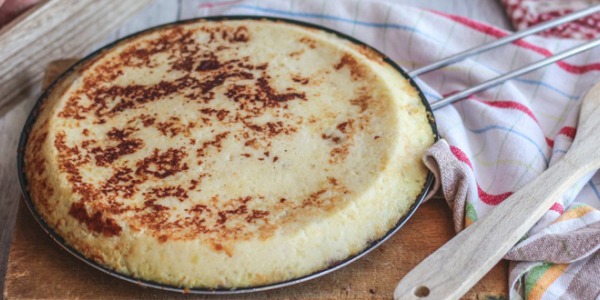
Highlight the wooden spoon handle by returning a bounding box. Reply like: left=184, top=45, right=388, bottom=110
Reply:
left=394, top=152, right=597, bottom=300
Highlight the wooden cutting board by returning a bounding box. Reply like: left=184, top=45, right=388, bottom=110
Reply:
left=3, top=59, right=509, bottom=300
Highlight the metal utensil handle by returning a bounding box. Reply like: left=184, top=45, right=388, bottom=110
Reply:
left=408, top=5, right=600, bottom=77
left=430, top=37, right=600, bottom=110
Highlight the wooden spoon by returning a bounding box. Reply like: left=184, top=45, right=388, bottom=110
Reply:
left=394, top=81, right=600, bottom=300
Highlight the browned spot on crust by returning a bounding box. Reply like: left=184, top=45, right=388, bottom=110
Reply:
left=196, top=53, right=221, bottom=72
left=256, top=77, right=306, bottom=103
left=155, top=117, right=196, bottom=138
left=256, top=63, right=268, bottom=70
left=292, top=74, right=309, bottom=85
left=119, top=27, right=194, bottom=68
left=189, top=180, right=199, bottom=190
left=322, top=133, right=342, bottom=144
left=350, top=95, right=371, bottom=113
left=336, top=120, right=353, bottom=133
left=330, top=145, right=350, bottom=164
left=89, top=127, right=144, bottom=166
left=354, top=44, right=385, bottom=65
left=200, top=108, right=229, bottom=121
left=299, top=37, right=317, bottom=49
left=189, top=203, right=211, bottom=214
left=322, top=120, right=355, bottom=146
left=289, top=49, right=305, bottom=57
left=54, top=132, right=98, bottom=202
left=244, top=138, right=257, bottom=147
left=322, top=120, right=358, bottom=164
left=217, top=197, right=250, bottom=224
left=102, top=167, right=138, bottom=199
left=156, top=118, right=180, bottom=137
left=211, top=242, right=233, bottom=257
left=245, top=210, right=270, bottom=223
left=301, top=189, right=327, bottom=208
left=245, top=120, right=297, bottom=137
left=149, top=186, right=189, bottom=202
left=58, top=96, right=86, bottom=120
left=69, top=202, right=122, bottom=237
left=328, top=177, right=338, bottom=186
left=334, top=54, right=365, bottom=80
left=136, top=148, right=189, bottom=179
left=295, top=178, right=350, bottom=212
left=222, top=25, right=249, bottom=43
left=197, top=132, right=230, bottom=157
left=172, top=56, right=195, bottom=72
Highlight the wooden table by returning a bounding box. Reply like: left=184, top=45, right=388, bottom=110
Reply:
left=0, top=1, right=511, bottom=298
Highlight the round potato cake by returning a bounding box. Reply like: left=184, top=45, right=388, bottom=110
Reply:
left=23, top=19, right=434, bottom=289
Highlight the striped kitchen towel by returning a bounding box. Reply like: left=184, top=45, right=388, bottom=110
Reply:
left=501, top=0, right=600, bottom=39
left=191, top=0, right=600, bottom=298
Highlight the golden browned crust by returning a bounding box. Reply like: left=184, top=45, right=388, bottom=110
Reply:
left=24, top=19, right=433, bottom=288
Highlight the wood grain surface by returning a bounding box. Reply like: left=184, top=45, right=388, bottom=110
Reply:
left=0, top=1, right=511, bottom=297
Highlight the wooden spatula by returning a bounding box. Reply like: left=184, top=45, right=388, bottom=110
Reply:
left=394, top=81, right=600, bottom=300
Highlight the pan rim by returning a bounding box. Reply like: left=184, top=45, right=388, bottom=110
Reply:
left=16, top=15, right=439, bottom=294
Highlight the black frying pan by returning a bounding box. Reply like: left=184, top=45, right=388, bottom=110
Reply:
left=17, top=15, right=438, bottom=294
